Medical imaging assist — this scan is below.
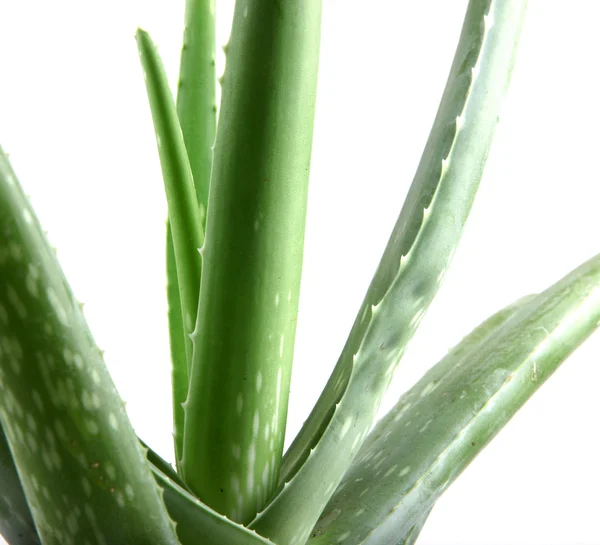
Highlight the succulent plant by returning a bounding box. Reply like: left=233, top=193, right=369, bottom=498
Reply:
left=1, top=1, right=599, bottom=545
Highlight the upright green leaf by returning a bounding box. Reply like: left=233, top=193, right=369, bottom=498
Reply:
left=136, top=29, right=204, bottom=368
left=176, top=0, right=217, bottom=224
left=0, top=425, right=40, bottom=545
left=183, top=0, right=322, bottom=524
left=251, top=2, right=528, bottom=544
left=136, top=32, right=204, bottom=334
left=0, top=147, right=180, bottom=545
left=167, top=0, right=217, bottom=468
left=309, top=254, right=600, bottom=544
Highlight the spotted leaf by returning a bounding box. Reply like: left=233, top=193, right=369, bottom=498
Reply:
left=182, top=0, right=322, bottom=524
left=309, top=253, right=600, bottom=544
left=0, top=147, right=180, bottom=545
left=250, top=2, right=528, bottom=544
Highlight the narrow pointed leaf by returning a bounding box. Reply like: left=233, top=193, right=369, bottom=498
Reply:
left=0, top=426, right=40, bottom=545
left=252, top=2, right=527, bottom=543
left=309, top=254, right=600, bottom=544
left=136, top=25, right=203, bottom=390
left=176, top=0, right=217, bottom=224
left=182, top=0, right=322, bottom=523
left=167, top=0, right=217, bottom=468
left=152, top=467, right=277, bottom=545
left=0, top=148, right=180, bottom=545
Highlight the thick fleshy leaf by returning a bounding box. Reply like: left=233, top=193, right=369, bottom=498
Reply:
left=175, top=0, right=216, bottom=225
left=0, top=147, right=180, bottom=545
left=182, top=0, right=322, bottom=523
left=136, top=31, right=204, bottom=457
left=0, top=432, right=179, bottom=545
left=250, top=2, right=527, bottom=544
left=308, top=254, right=600, bottom=544
left=168, top=0, right=217, bottom=468
left=306, top=295, right=531, bottom=545
left=1, top=425, right=270, bottom=545
left=152, top=467, right=276, bottom=545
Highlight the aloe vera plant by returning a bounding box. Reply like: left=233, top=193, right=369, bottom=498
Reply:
left=1, top=1, right=599, bottom=544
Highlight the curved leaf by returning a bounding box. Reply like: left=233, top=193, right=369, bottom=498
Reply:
left=182, top=0, right=322, bottom=523
left=136, top=28, right=204, bottom=415
left=175, top=0, right=216, bottom=224
left=168, top=0, right=217, bottom=468
left=251, top=2, right=528, bottom=544
left=0, top=147, right=180, bottom=545
left=309, top=253, right=600, bottom=544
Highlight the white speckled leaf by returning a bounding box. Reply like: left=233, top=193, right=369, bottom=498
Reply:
left=0, top=147, right=180, bottom=545
left=181, top=0, right=322, bottom=524
left=0, top=427, right=188, bottom=545
left=250, top=2, right=528, bottom=545
left=2, top=419, right=266, bottom=545
left=308, top=254, right=600, bottom=545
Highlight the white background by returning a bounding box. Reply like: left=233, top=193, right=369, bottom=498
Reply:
left=1, top=1, right=599, bottom=544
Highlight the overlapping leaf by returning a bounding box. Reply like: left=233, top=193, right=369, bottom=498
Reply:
left=250, top=2, right=528, bottom=544
left=182, top=0, right=322, bottom=523
left=167, top=0, right=217, bottom=467
left=0, top=147, right=180, bottom=545
left=153, top=468, right=276, bottom=545
left=136, top=27, right=205, bottom=469
left=309, top=254, right=600, bottom=544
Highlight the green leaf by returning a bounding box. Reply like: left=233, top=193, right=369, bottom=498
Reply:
left=251, top=2, right=527, bottom=544
left=308, top=253, right=600, bottom=544
left=0, top=425, right=40, bottom=545
left=152, top=467, right=276, bottom=545
left=139, top=437, right=187, bottom=490
left=166, top=225, right=187, bottom=470
left=0, top=432, right=178, bottom=545
left=167, top=0, right=217, bottom=468
left=306, top=294, right=531, bottom=545
left=0, top=147, right=180, bottom=545
left=398, top=509, right=431, bottom=545
left=176, top=0, right=217, bottom=224
left=136, top=26, right=204, bottom=385
left=182, top=0, right=322, bottom=524
left=3, top=419, right=266, bottom=545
